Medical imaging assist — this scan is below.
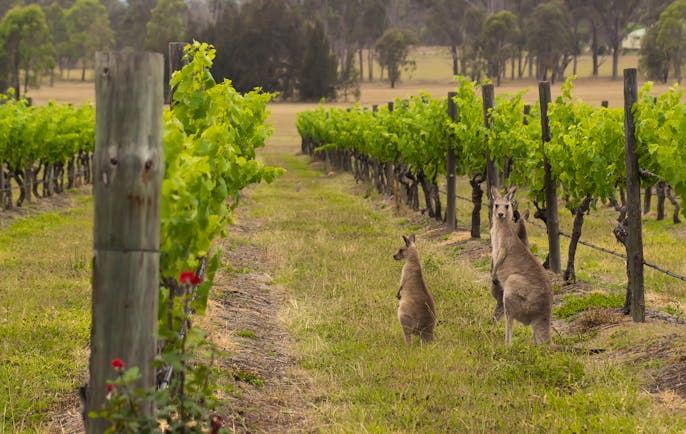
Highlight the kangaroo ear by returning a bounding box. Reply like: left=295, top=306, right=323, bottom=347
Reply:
left=408, top=234, right=416, bottom=244
left=402, top=235, right=409, bottom=245
left=506, top=187, right=518, bottom=201
left=491, top=186, right=500, bottom=199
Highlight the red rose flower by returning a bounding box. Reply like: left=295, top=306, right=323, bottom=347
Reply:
left=210, top=414, right=223, bottom=433
left=111, top=358, right=126, bottom=370
left=107, top=383, right=114, bottom=392
left=179, top=271, right=201, bottom=286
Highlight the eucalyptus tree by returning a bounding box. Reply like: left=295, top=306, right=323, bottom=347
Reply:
left=638, top=0, right=676, bottom=24
left=145, top=0, right=187, bottom=100
left=524, top=0, right=573, bottom=82
left=508, top=0, right=544, bottom=79
left=576, top=0, right=609, bottom=77
left=302, top=0, right=360, bottom=79
left=564, top=0, right=591, bottom=76
left=119, top=0, right=156, bottom=48
left=99, top=0, right=128, bottom=48
left=299, top=19, right=338, bottom=100
left=425, top=0, right=467, bottom=76
left=461, top=4, right=487, bottom=80
left=481, top=9, right=519, bottom=86
left=145, top=0, right=187, bottom=53
left=375, top=26, right=416, bottom=88
left=588, top=0, right=642, bottom=80
left=42, top=2, right=69, bottom=84
left=654, top=0, right=686, bottom=83
left=215, top=0, right=306, bottom=97
left=0, top=4, right=54, bottom=98
left=355, top=0, right=388, bottom=81
left=639, top=23, right=669, bottom=82
left=66, top=0, right=113, bottom=81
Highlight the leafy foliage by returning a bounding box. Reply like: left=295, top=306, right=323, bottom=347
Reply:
left=0, top=92, right=94, bottom=171
left=635, top=81, right=686, bottom=217
left=160, top=41, right=283, bottom=282
left=547, top=78, right=625, bottom=211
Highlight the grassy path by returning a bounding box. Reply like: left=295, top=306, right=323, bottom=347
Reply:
left=0, top=196, right=92, bottom=433
left=232, top=148, right=686, bottom=432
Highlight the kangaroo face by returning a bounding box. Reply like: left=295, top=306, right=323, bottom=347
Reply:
left=493, top=196, right=513, bottom=221
left=393, top=234, right=415, bottom=260
left=492, top=187, right=517, bottom=222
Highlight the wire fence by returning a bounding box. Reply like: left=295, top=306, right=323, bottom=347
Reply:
left=451, top=192, right=686, bottom=283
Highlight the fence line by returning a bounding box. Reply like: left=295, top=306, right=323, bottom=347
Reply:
left=451, top=192, right=686, bottom=283
left=525, top=217, right=686, bottom=283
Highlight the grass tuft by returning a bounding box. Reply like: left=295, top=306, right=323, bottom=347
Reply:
left=554, top=293, right=625, bottom=319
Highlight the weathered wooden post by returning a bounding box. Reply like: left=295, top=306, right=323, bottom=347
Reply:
left=389, top=101, right=402, bottom=214
left=538, top=81, right=561, bottom=274
left=446, top=91, right=457, bottom=232
left=482, top=83, right=497, bottom=226
left=85, top=51, right=164, bottom=433
left=168, top=41, right=187, bottom=106
left=623, top=67, right=645, bottom=322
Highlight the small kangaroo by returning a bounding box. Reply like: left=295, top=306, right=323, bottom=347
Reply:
left=393, top=234, right=436, bottom=344
left=491, top=187, right=552, bottom=345
left=491, top=207, right=529, bottom=321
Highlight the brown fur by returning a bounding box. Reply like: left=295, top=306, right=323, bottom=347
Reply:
left=393, top=235, right=436, bottom=344
left=491, top=188, right=552, bottom=345
left=491, top=207, right=529, bottom=321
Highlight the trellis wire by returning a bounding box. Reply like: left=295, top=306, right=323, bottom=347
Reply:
left=449, top=192, right=686, bottom=283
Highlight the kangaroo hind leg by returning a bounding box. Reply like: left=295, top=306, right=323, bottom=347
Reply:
left=532, top=319, right=551, bottom=345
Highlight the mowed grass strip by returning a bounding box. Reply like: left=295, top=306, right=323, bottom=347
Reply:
left=241, top=152, right=685, bottom=432
left=0, top=199, right=92, bottom=432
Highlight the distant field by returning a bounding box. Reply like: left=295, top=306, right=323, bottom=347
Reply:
left=404, top=46, right=641, bottom=82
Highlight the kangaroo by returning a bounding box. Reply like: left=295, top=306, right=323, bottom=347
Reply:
left=491, top=187, right=552, bottom=345
left=393, top=234, right=436, bottom=344
left=491, top=207, right=530, bottom=321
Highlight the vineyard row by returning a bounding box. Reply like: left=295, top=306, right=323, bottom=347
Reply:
left=296, top=70, right=686, bottom=321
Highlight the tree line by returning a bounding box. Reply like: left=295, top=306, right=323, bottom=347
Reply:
left=2, top=0, right=686, bottom=101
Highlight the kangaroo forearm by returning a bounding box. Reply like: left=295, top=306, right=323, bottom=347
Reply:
left=492, top=252, right=506, bottom=279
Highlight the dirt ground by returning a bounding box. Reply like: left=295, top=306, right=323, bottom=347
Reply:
left=202, top=214, right=314, bottom=432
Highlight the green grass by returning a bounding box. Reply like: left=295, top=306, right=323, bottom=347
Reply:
left=233, top=151, right=686, bottom=432
left=0, top=201, right=92, bottom=433
left=554, top=293, right=626, bottom=319
left=236, top=330, right=257, bottom=339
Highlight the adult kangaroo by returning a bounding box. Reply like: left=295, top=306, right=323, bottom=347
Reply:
left=491, top=188, right=552, bottom=345
left=393, top=234, right=436, bottom=344
left=491, top=207, right=529, bottom=321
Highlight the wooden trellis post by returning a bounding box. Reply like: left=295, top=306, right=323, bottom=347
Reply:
left=623, top=67, right=645, bottom=322
left=482, top=83, right=497, bottom=227
left=168, top=41, right=187, bottom=105
left=538, top=81, right=561, bottom=274
left=85, top=51, right=164, bottom=433
left=446, top=91, right=457, bottom=232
